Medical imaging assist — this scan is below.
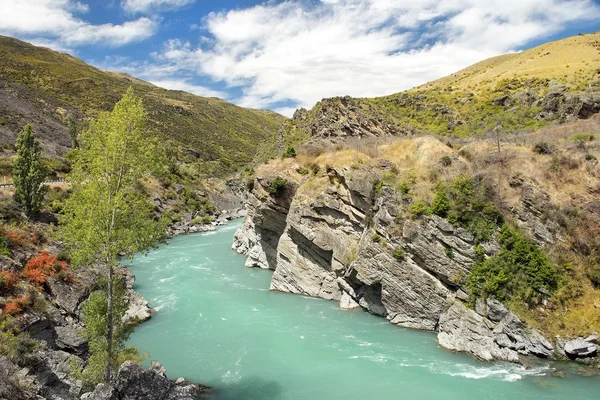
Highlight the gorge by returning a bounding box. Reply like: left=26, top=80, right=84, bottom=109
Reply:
left=127, top=222, right=600, bottom=400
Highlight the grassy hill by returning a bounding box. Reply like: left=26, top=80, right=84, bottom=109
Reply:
left=282, top=32, right=600, bottom=146
left=0, top=35, right=286, bottom=178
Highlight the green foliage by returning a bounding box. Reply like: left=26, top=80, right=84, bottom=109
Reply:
left=297, top=168, right=309, bottom=175
left=441, top=176, right=503, bottom=242
left=371, top=233, right=381, bottom=243
left=76, top=280, right=145, bottom=390
left=409, top=201, right=431, bottom=219
left=397, top=183, right=411, bottom=195
left=468, top=224, right=558, bottom=307
left=569, top=132, right=595, bottom=143
left=282, top=145, right=297, bottom=159
left=393, top=247, right=405, bottom=261
left=373, top=180, right=384, bottom=194
left=60, top=88, right=169, bottom=268
left=445, top=248, right=454, bottom=259
left=0, top=36, right=285, bottom=178
left=0, top=317, right=39, bottom=364
left=191, top=215, right=213, bottom=225
left=60, top=88, right=167, bottom=382
left=268, top=176, right=288, bottom=196
left=430, top=189, right=451, bottom=217
left=12, top=125, right=47, bottom=217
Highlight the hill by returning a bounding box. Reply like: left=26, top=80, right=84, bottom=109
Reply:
left=0, top=35, right=286, bottom=177
left=282, top=32, right=600, bottom=146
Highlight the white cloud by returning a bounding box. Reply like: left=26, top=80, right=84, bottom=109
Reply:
left=146, top=0, right=599, bottom=111
left=121, top=0, right=195, bottom=13
left=0, top=0, right=157, bottom=48
left=149, top=78, right=228, bottom=98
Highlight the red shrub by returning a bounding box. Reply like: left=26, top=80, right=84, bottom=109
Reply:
left=0, top=269, right=19, bottom=294
left=21, top=251, right=70, bottom=289
left=2, top=296, right=30, bottom=315
left=5, top=230, right=30, bottom=248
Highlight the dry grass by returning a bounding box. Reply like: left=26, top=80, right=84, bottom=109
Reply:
left=415, top=31, right=600, bottom=93
left=269, top=130, right=600, bottom=337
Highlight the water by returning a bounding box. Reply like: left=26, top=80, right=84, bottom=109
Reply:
left=128, top=221, right=600, bottom=399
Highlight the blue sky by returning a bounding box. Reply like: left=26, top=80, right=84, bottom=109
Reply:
left=1, top=1, right=599, bottom=116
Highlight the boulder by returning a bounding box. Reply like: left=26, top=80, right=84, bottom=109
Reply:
left=564, top=339, right=598, bottom=359
left=55, top=325, right=87, bottom=355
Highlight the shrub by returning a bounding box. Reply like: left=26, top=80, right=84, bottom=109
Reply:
left=430, top=189, right=451, bottom=217
left=445, top=248, right=454, bottom=259
left=282, top=145, right=297, bottom=159
left=268, top=176, right=288, bottom=196
left=308, top=162, right=320, bottom=175
left=0, top=234, right=10, bottom=257
left=5, top=230, right=30, bottom=248
left=440, top=155, right=452, bottom=166
left=21, top=251, right=70, bottom=289
left=533, top=142, right=552, bottom=154
left=0, top=270, right=19, bottom=294
left=468, top=224, right=558, bottom=307
left=191, top=216, right=213, bottom=225
left=371, top=234, right=381, bottom=243
left=297, top=168, right=309, bottom=175
left=393, top=247, right=405, bottom=261
left=444, top=176, right=503, bottom=242
left=2, top=296, right=30, bottom=315
left=397, top=183, right=411, bottom=195
left=409, top=201, right=431, bottom=219
left=570, top=132, right=595, bottom=143
left=245, top=179, right=255, bottom=192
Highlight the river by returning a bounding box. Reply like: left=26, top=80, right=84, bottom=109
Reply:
left=127, top=221, right=600, bottom=400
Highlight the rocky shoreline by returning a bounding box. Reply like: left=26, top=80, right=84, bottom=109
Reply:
left=231, top=152, right=600, bottom=368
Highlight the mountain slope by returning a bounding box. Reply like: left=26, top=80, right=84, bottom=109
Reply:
left=282, top=32, right=600, bottom=145
left=0, top=35, right=286, bottom=177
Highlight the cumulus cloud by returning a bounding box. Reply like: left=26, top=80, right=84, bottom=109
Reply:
left=145, top=0, right=599, bottom=114
left=0, top=0, right=157, bottom=49
left=121, top=0, right=196, bottom=13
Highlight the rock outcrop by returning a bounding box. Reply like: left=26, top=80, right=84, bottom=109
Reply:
left=84, top=361, right=211, bottom=400
left=234, top=152, right=563, bottom=363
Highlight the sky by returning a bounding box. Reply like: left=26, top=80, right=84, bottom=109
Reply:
left=0, top=1, right=599, bottom=117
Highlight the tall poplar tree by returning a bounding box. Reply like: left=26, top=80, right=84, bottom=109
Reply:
left=60, top=88, right=168, bottom=383
left=12, top=124, right=47, bottom=217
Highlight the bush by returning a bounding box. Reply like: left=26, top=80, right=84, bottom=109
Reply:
left=21, top=251, right=70, bottom=289
left=468, top=224, right=558, bottom=307
left=268, top=176, right=288, bottom=196
left=297, top=168, right=309, bottom=175
left=430, top=189, right=451, bottom=217
left=191, top=216, right=213, bottom=225
left=393, top=247, right=405, bottom=261
left=440, top=155, right=452, bottom=166
left=245, top=179, right=255, bottom=192
left=0, top=270, right=18, bottom=294
left=397, top=183, right=411, bottom=195
left=371, top=234, right=381, bottom=243
left=570, top=132, right=595, bottom=143
left=308, top=162, right=320, bottom=175
left=533, top=142, right=552, bottom=154
left=282, top=145, right=297, bottom=159
left=409, top=201, right=431, bottom=219
left=444, top=176, right=502, bottom=242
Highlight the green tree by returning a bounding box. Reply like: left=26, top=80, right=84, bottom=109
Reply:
left=12, top=124, right=47, bottom=217
left=76, top=279, right=145, bottom=389
left=60, top=88, right=168, bottom=383
left=67, top=115, right=79, bottom=149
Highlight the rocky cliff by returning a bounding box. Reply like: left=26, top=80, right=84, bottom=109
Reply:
left=233, top=133, right=600, bottom=364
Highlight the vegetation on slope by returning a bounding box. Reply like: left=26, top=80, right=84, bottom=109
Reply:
left=0, top=35, right=286, bottom=178
left=264, top=115, right=600, bottom=338
left=282, top=32, right=600, bottom=146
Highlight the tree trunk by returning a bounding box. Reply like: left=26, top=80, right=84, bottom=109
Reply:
left=105, top=263, right=114, bottom=383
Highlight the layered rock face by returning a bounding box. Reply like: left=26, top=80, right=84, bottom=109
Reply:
left=234, top=159, right=558, bottom=363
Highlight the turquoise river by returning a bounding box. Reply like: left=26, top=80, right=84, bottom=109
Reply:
left=128, top=221, right=600, bottom=400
